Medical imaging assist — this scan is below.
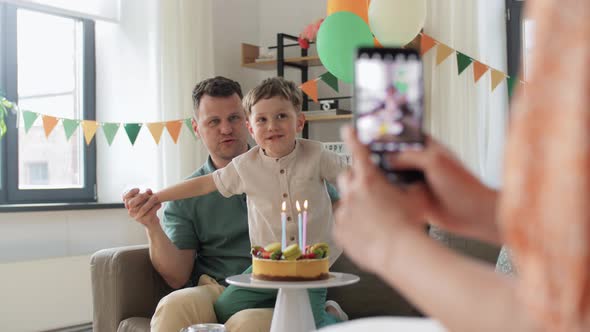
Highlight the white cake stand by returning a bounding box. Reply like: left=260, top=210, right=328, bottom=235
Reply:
left=226, top=272, right=359, bottom=332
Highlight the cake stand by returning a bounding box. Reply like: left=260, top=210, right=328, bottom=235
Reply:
left=226, top=272, right=359, bottom=332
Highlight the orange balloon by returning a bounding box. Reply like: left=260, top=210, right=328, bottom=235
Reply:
left=327, top=0, right=369, bottom=24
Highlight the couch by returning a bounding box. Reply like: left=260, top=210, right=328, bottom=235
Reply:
left=91, top=245, right=422, bottom=332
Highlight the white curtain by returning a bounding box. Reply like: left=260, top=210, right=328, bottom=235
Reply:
left=424, top=0, right=508, bottom=187
left=155, top=0, right=215, bottom=188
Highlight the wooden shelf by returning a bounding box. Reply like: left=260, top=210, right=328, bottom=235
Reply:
left=305, top=113, right=352, bottom=122
left=241, top=43, right=323, bottom=70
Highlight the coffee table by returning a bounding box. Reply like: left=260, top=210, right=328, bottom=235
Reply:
left=227, top=272, right=359, bottom=332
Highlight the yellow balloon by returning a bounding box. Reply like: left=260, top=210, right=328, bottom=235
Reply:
left=327, top=0, right=369, bottom=24
left=369, top=0, right=427, bottom=46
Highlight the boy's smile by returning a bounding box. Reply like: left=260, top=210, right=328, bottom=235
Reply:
left=248, top=96, right=305, bottom=158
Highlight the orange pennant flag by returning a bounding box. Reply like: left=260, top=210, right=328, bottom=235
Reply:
left=491, top=69, right=506, bottom=92
left=147, top=122, right=165, bottom=145
left=166, top=120, right=183, bottom=144
left=374, top=37, right=383, bottom=48
left=473, top=61, right=489, bottom=83
left=436, top=43, right=454, bottom=66
left=420, top=34, right=437, bottom=56
left=300, top=79, right=319, bottom=103
left=81, top=120, right=99, bottom=145
left=42, top=115, right=59, bottom=138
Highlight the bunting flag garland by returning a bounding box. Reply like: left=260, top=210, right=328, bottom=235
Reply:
left=473, top=61, right=489, bottom=83
left=319, top=72, right=339, bottom=92
left=81, top=120, right=100, bottom=145
left=456, top=52, right=473, bottom=75
left=420, top=34, right=437, bottom=56
left=184, top=118, right=196, bottom=138
left=165, top=120, right=183, bottom=144
left=62, top=119, right=80, bottom=140
left=42, top=115, right=59, bottom=138
left=22, top=111, right=38, bottom=133
left=435, top=43, right=455, bottom=65
left=102, top=122, right=120, bottom=146
left=491, top=69, right=506, bottom=92
left=507, top=76, right=518, bottom=98
left=124, top=123, right=142, bottom=146
left=147, top=122, right=165, bottom=145
left=300, top=79, right=319, bottom=103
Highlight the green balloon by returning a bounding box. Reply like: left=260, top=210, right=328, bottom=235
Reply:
left=317, top=12, right=374, bottom=83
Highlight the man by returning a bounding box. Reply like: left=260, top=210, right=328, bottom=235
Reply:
left=124, top=76, right=271, bottom=332
left=124, top=76, right=342, bottom=331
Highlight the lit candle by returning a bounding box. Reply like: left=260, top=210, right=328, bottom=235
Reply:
left=303, top=200, right=308, bottom=250
left=281, top=201, right=287, bottom=250
left=296, top=200, right=302, bottom=249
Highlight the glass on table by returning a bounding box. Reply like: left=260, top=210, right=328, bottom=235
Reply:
left=180, top=324, right=226, bottom=332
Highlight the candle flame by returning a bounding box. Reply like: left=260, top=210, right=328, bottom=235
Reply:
left=296, top=200, right=301, bottom=212
left=282, top=201, right=286, bottom=211
left=304, top=200, right=308, bottom=209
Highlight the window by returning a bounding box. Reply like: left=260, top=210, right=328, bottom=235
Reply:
left=0, top=3, right=96, bottom=204
left=506, top=0, right=535, bottom=81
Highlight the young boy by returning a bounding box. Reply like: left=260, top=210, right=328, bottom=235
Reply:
left=149, top=77, right=348, bottom=327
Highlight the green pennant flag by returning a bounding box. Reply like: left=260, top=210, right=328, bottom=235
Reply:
left=319, top=72, right=339, bottom=92
left=102, top=122, right=120, bottom=146
left=508, top=76, right=518, bottom=99
left=456, top=52, right=473, bottom=75
left=184, top=118, right=196, bottom=138
left=124, top=123, right=142, bottom=145
left=22, top=111, right=39, bottom=133
left=62, top=118, right=80, bottom=140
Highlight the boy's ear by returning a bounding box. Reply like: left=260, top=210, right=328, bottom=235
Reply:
left=296, top=112, right=306, bottom=133
left=246, top=119, right=254, bottom=136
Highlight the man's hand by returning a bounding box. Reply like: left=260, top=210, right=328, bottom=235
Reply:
left=123, top=188, right=162, bottom=229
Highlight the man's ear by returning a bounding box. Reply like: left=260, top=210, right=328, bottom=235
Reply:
left=191, top=118, right=201, bottom=139
left=296, top=112, right=306, bottom=133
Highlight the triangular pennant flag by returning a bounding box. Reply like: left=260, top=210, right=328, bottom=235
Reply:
left=473, top=61, right=489, bottom=83
left=62, top=119, right=80, bottom=140
left=102, top=122, right=120, bottom=146
left=147, top=122, right=165, bottom=144
left=166, top=120, right=183, bottom=144
left=124, top=123, right=142, bottom=145
left=507, top=76, right=518, bottom=98
left=319, top=72, right=339, bottom=92
left=436, top=43, right=454, bottom=66
left=81, top=120, right=99, bottom=145
left=22, top=111, right=39, bottom=133
left=184, top=118, right=196, bottom=138
left=491, top=69, right=506, bottom=92
left=373, top=37, right=383, bottom=48
left=299, top=79, right=319, bottom=103
left=420, top=34, right=437, bottom=56
left=456, top=52, right=473, bottom=75
left=42, top=115, right=59, bottom=138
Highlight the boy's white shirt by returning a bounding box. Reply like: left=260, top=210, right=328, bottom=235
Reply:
left=212, top=138, right=347, bottom=266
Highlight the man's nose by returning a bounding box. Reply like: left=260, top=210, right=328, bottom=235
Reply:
left=219, top=121, right=233, bottom=134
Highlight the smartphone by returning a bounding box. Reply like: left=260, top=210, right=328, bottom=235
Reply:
left=354, top=47, right=425, bottom=184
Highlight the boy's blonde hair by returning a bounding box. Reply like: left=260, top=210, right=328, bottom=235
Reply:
left=242, top=77, right=302, bottom=116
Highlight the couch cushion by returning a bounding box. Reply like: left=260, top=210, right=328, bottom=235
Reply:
left=118, top=317, right=150, bottom=332
left=328, top=254, right=420, bottom=319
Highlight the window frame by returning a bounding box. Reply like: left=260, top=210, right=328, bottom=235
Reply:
left=0, top=3, right=97, bottom=204
left=506, top=0, right=525, bottom=79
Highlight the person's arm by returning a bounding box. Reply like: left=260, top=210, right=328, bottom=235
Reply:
left=155, top=174, right=217, bottom=203
left=123, top=189, right=195, bottom=288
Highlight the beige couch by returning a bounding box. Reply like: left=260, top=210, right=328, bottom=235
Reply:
left=91, top=245, right=421, bottom=332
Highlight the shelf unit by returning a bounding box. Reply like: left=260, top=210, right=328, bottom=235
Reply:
left=241, top=33, right=351, bottom=137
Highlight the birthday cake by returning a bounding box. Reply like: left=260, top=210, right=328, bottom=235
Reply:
left=251, top=242, right=330, bottom=281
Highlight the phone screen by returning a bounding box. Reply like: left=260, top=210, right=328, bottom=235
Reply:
left=354, top=47, right=425, bottom=183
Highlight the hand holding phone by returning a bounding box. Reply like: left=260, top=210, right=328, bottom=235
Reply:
left=354, top=47, right=425, bottom=184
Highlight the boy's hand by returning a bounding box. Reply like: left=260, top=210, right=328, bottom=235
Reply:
left=123, top=188, right=162, bottom=228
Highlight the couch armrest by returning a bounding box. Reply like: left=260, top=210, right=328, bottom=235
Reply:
left=91, top=245, right=173, bottom=332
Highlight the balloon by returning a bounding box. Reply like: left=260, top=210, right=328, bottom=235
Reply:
left=369, top=0, right=427, bottom=47
left=327, top=0, right=369, bottom=24
left=317, top=12, right=374, bottom=83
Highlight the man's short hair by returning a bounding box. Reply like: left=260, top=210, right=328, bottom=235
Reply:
left=242, top=77, right=302, bottom=117
left=192, top=76, right=243, bottom=115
